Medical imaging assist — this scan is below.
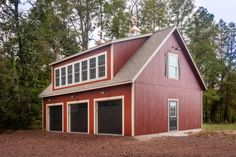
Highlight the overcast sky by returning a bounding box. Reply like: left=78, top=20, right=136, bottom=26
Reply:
left=195, top=0, right=236, bottom=23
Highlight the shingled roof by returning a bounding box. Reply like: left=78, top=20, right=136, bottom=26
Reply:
left=39, top=26, right=206, bottom=98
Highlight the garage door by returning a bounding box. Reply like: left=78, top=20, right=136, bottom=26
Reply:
left=49, top=105, right=62, bottom=131
left=98, top=99, right=122, bottom=134
left=69, top=103, right=88, bottom=133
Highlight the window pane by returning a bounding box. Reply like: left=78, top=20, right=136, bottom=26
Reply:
left=82, top=71, right=87, bottom=81
left=82, top=60, right=88, bottom=70
left=55, top=69, right=60, bottom=87
left=67, top=65, right=73, bottom=84
left=55, top=69, right=60, bottom=78
left=169, top=66, right=177, bottom=78
left=90, top=58, right=96, bottom=68
left=169, top=55, right=178, bottom=66
left=61, top=67, right=66, bottom=85
left=98, top=55, right=105, bottom=66
left=98, top=66, right=105, bottom=77
left=170, top=101, right=177, bottom=117
left=90, top=68, right=96, bottom=79
left=74, top=63, right=80, bottom=83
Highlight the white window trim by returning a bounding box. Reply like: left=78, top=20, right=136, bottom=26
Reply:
left=66, top=100, right=90, bottom=134
left=46, top=103, right=64, bottom=132
left=167, top=99, right=179, bottom=132
left=54, top=51, right=107, bottom=89
left=168, top=53, right=179, bottom=80
left=94, top=96, right=125, bottom=136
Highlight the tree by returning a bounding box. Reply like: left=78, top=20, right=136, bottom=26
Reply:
left=102, top=0, right=130, bottom=39
left=186, top=7, right=221, bottom=88
left=185, top=7, right=223, bottom=122
left=168, top=0, right=194, bottom=32
left=140, top=0, right=168, bottom=32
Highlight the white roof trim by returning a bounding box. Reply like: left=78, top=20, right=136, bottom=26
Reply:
left=49, top=33, right=152, bottom=66
left=39, top=81, right=132, bottom=98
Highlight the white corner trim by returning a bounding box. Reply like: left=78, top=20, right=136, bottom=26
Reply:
left=132, top=27, right=176, bottom=82
left=111, top=44, right=114, bottom=79
left=46, top=102, right=64, bottom=132
left=131, top=83, right=135, bottom=136
left=66, top=100, right=90, bottom=134
left=93, top=96, right=125, bottom=136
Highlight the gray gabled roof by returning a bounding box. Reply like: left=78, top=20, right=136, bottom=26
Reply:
left=39, top=26, right=206, bottom=98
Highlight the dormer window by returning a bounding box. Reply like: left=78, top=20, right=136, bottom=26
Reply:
left=168, top=53, right=179, bottom=79
left=74, top=62, right=80, bottom=83
left=82, top=60, right=88, bottom=81
left=54, top=52, right=107, bottom=89
left=89, top=57, right=96, bottom=79
left=67, top=65, right=73, bottom=84
left=55, top=69, right=60, bottom=87
left=98, top=54, right=106, bottom=77
left=61, top=67, right=66, bottom=85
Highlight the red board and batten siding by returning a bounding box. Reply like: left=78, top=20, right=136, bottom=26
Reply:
left=134, top=32, right=203, bottom=136
left=43, top=84, right=132, bottom=136
left=113, top=38, right=148, bottom=76
left=51, top=45, right=112, bottom=90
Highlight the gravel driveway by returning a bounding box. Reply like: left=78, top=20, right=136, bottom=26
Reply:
left=0, top=130, right=235, bottom=157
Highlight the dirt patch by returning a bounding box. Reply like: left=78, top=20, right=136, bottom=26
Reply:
left=0, top=130, right=235, bottom=157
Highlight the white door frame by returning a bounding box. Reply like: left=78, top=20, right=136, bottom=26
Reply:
left=167, top=99, right=179, bottom=132
left=94, top=96, right=125, bottom=136
left=46, top=103, right=64, bottom=132
left=66, top=100, right=90, bottom=134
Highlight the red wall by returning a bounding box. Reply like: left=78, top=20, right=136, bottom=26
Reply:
left=52, top=45, right=111, bottom=90
left=43, top=84, right=132, bottom=136
left=113, top=38, right=148, bottom=76
left=134, top=32, right=203, bottom=135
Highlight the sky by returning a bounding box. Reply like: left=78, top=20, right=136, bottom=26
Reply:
left=195, top=0, right=236, bottom=22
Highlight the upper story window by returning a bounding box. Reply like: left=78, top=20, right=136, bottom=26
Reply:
left=98, top=54, right=106, bottom=77
left=168, top=53, right=179, bottom=79
left=61, top=67, right=66, bottom=85
left=54, top=52, right=107, bottom=89
left=82, top=60, right=88, bottom=81
left=89, top=57, right=96, bottom=79
left=67, top=65, right=73, bottom=84
left=74, top=62, right=80, bottom=83
left=55, top=69, right=60, bottom=87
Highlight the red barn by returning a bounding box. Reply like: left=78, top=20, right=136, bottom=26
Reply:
left=39, top=27, right=206, bottom=136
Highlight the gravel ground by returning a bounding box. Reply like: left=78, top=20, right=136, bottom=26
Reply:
left=0, top=130, right=235, bottom=157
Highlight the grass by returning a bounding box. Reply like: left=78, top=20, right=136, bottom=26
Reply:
left=203, top=123, right=236, bottom=131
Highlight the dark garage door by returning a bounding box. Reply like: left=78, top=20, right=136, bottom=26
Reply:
left=70, top=103, right=88, bottom=133
left=98, top=99, right=122, bottom=134
left=49, top=105, right=62, bottom=131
